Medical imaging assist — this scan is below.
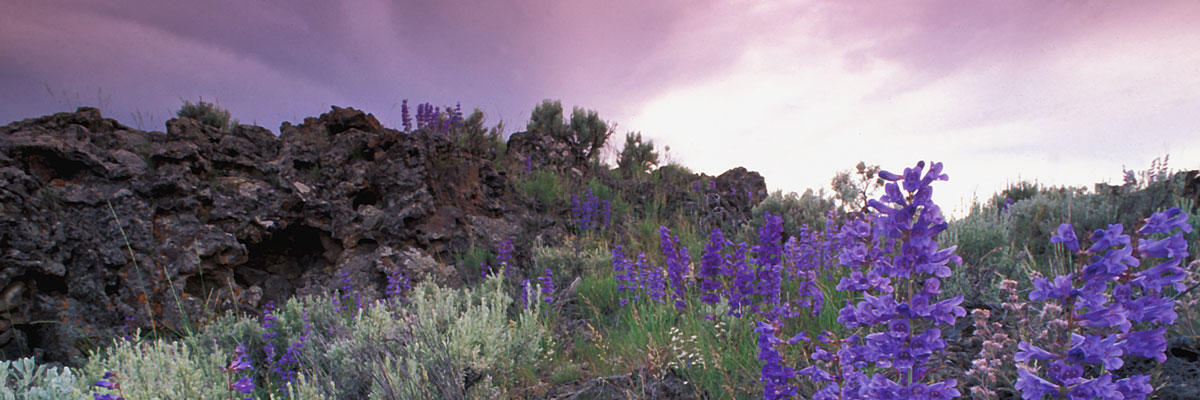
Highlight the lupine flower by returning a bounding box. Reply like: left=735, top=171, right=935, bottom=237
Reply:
left=571, top=189, right=611, bottom=232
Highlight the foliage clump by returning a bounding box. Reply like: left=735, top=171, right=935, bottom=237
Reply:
left=176, top=99, right=237, bottom=134
left=617, top=132, right=658, bottom=178
left=527, top=99, right=613, bottom=165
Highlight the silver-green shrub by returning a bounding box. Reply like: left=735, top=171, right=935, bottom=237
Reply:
left=941, top=202, right=1020, bottom=303
left=78, top=338, right=230, bottom=399
left=531, top=239, right=611, bottom=277
left=176, top=99, right=237, bottom=133
left=0, top=357, right=83, bottom=400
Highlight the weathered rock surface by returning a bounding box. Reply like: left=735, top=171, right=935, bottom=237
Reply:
left=0, top=106, right=769, bottom=367
left=0, top=106, right=519, bottom=363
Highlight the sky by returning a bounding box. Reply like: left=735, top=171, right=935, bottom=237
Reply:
left=4, top=0, right=1200, bottom=215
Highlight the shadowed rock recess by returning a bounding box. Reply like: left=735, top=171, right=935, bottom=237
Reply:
left=0, top=106, right=766, bottom=365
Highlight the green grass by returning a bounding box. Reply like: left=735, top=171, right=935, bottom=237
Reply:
left=571, top=263, right=850, bottom=399
left=515, top=169, right=568, bottom=208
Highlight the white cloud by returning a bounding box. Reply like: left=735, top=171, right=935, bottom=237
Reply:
left=628, top=4, right=1200, bottom=218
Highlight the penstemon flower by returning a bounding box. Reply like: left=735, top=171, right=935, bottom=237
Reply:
left=93, top=371, right=125, bottom=400
left=804, top=161, right=964, bottom=400
left=698, top=228, right=726, bottom=306
left=756, top=321, right=799, bottom=399
left=753, top=212, right=789, bottom=320
left=1014, top=208, right=1190, bottom=400
left=660, top=225, right=691, bottom=309
left=539, top=268, right=555, bottom=304
left=612, top=245, right=637, bottom=306
left=724, top=242, right=754, bottom=317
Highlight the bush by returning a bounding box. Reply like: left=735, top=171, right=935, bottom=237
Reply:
left=185, top=273, right=549, bottom=399
left=526, top=99, right=612, bottom=164
left=79, top=337, right=234, bottom=399
left=941, top=202, right=1020, bottom=302
left=617, top=132, right=658, bottom=178
left=828, top=161, right=883, bottom=211
left=526, top=100, right=568, bottom=138
left=567, top=107, right=610, bottom=162
left=751, top=189, right=835, bottom=238
left=516, top=170, right=567, bottom=208
left=531, top=238, right=612, bottom=277
left=0, top=357, right=82, bottom=399
left=176, top=99, right=237, bottom=133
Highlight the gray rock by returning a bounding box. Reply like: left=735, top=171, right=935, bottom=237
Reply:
left=0, top=106, right=515, bottom=364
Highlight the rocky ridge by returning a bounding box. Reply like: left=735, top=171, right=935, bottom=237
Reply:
left=0, top=106, right=765, bottom=364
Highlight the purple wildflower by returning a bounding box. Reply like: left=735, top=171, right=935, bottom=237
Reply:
left=401, top=99, right=411, bottom=132
left=519, top=279, right=531, bottom=307
left=232, top=377, right=254, bottom=394
left=755, top=321, right=797, bottom=399
left=261, top=302, right=278, bottom=339
left=221, top=345, right=253, bottom=372
left=386, top=269, right=411, bottom=303
left=539, top=268, right=555, bottom=304
left=660, top=225, right=691, bottom=309
left=572, top=189, right=611, bottom=232
left=1051, top=223, right=1080, bottom=252
left=698, top=228, right=725, bottom=305
left=1016, top=206, right=1189, bottom=400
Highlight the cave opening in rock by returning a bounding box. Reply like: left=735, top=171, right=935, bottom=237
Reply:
left=352, top=187, right=379, bottom=209
left=234, top=224, right=339, bottom=305
left=23, top=150, right=89, bottom=183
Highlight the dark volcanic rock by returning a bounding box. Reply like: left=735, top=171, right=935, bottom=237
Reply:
left=0, top=106, right=516, bottom=364
left=0, top=105, right=776, bottom=370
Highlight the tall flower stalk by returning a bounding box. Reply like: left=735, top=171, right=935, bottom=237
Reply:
left=1014, top=208, right=1189, bottom=400
left=805, top=161, right=964, bottom=399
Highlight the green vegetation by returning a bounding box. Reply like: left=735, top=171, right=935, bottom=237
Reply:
left=176, top=99, right=238, bottom=134
left=514, top=169, right=568, bottom=209
left=617, top=132, right=658, bottom=178
left=527, top=99, right=613, bottom=165
left=11, top=101, right=1199, bottom=399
